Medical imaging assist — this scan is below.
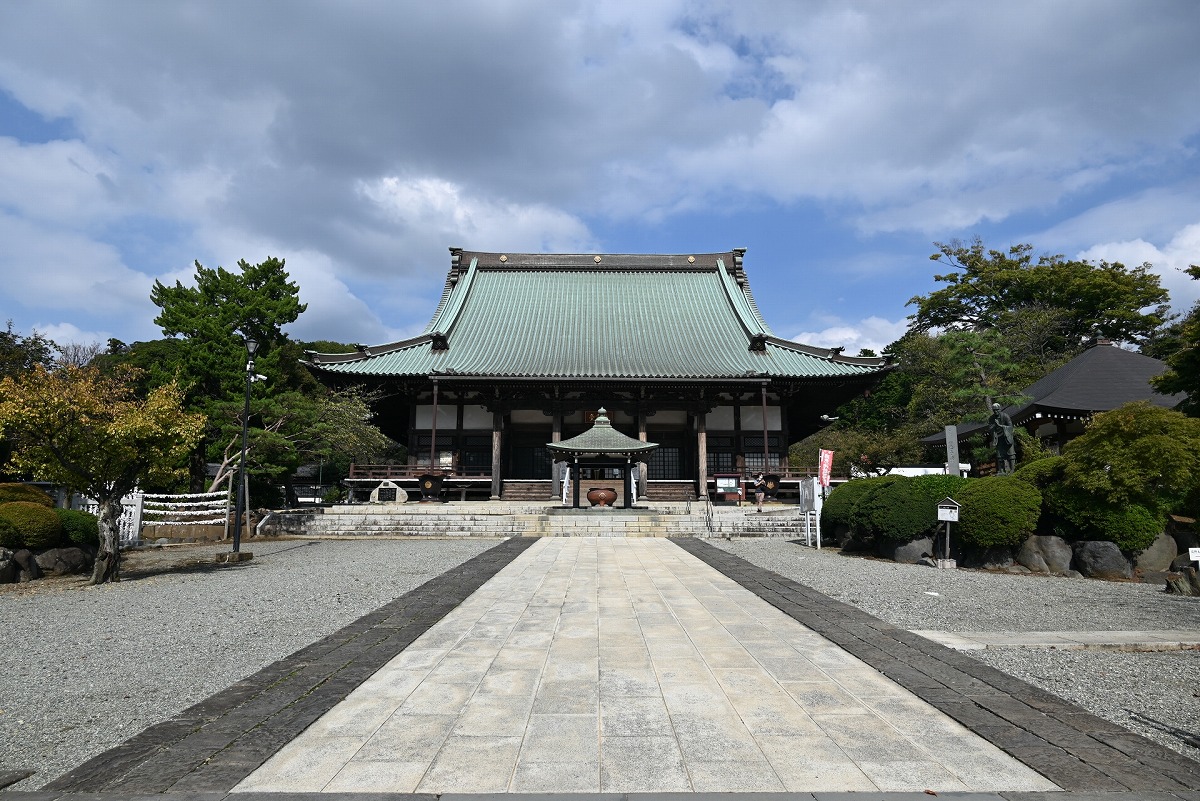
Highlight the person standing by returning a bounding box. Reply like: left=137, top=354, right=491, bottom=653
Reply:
left=753, top=472, right=766, bottom=512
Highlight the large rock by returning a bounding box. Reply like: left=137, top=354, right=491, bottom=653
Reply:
left=12, top=549, right=40, bottom=582
left=887, top=537, right=934, bottom=565
left=1017, top=535, right=1074, bottom=574
left=34, top=547, right=92, bottom=576
left=0, top=548, right=16, bottom=584
left=1072, top=540, right=1132, bottom=580
left=1134, top=532, right=1178, bottom=573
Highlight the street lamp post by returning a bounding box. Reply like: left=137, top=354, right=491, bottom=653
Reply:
left=232, top=338, right=258, bottom=553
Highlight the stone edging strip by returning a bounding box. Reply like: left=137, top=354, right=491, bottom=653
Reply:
left=671, top=537, right=1200, bottom=795
left=41, top=536, right=538, bottom=795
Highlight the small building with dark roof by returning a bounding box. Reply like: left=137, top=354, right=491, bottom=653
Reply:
left=930, top=340, right=1185, bottom=455
left=306, top=248, right=892, bottom=501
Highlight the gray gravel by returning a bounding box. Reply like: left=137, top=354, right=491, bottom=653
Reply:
left=2, top=536, right=1198, bottom=791
left=0, top=538, right=498, bottom=791
left=712, top=538, right=1200, bottom=766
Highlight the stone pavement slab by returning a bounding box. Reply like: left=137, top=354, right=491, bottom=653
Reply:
left=914, top=629, right=1200, bottom=651
left=236, top=538, right=1055, bottom=795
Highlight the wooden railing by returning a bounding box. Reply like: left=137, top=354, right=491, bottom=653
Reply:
left=347, top=464, right=493, bottom=480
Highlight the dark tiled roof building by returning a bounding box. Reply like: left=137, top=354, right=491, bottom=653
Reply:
left=307, top=249, right=891, bottom=501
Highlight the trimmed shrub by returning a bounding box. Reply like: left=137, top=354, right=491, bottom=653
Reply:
left=0, top=516, right=20, bottom=549
left=820, top=479, right=878, bottom=531
left=846, top=475, right=903, bottom=539
left=1011, top=455, right=1065, bottom=490
left=0, top=483, right=54, bottom=507
left=0, top=502, right=65, bottom=550
left=860, top=474, right=970, bottom=543
left=54, top=508, right=100, bottom=548
left=956, top=477, right=1042, bottom=549
left=1049, top=487, right=1163, bottom=552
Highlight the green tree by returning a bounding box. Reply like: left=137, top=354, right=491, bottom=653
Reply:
left=1060, top=401, right=1200, bottom=516
left=908, top=239, right=1169, bottom=418
left=150, top=257, right=307, bottom=490
left=1150, top=265, right=1200, bottom=416
left=0, top=365, right=204, bottom=583
left=0, top=320, right=57, bottom=377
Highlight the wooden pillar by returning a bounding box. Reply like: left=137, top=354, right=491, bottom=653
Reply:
left=552, top=410, right=563, bottom=499
left=572, top=458, right=581, bottom=508
left=637, top=411, right=648, bottom=495
left=429, top=378, right=439, bottom=469
left=490, top=411, right=503, bottom=500
left=697, top=410, right=708, bottom=502
left=760, top=382, right=770, bottom=471
left=623, top=459, right=633, bottom=508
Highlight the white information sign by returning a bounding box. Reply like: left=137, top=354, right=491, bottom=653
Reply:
left=937, top=504, right=960, bottom=522
left=1190, top=547, right=1200, bottom=564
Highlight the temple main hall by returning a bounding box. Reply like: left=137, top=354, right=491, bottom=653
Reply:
left=306, top=248, right=891, bottom=502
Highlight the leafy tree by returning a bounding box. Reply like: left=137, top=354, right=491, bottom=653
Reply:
left=1060, top=401, right=1200, bottom=516
left=0, top=365, right=204, bottom=583
left=1150, top=265, right=1200, bottom=416
left=907, top=239, right=1169, bottom=419
left=910, top=239, right=1169, bottom=347
left=149, top=257, right=307, bottom=490
left=0, top=320, right=56, bottom=377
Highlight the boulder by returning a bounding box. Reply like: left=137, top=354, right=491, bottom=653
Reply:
left=12, top=549, right=40, bottom=582
left=1017, top=535, right=1074, bottom=574
left=887, top=537, right=934, bottom=565
left=1072, top=540, right=1132, bottom=580
left=1134, top=532, right=1178, bottom=573
left=1172, top=553, right=1199, bottom=571
left=0, top=549, right=16, bottom=584
left=34, top=547, right=91, bottom=576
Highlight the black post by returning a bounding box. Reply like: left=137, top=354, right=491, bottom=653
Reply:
left=232, top=339, right=258, bottom=553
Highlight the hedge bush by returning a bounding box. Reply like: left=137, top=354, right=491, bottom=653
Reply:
left=845, top=476, right=904, bottom=539
left=955, top=477, right=1042, bottom=549
left=0, top=501, right=65, bottom=550
left=820, top=478, right=878, bottom=531
left=54, top=508, right=100, bottom=548
left=0, top=516, right=20, bottom=549
left=1012, top=455, right=1065, bottom=490
left=0, top=483, right=53, bottom=507
left=858, top=474, right=970, bottom=543
left=1048, top=487, right=1162, bottom=551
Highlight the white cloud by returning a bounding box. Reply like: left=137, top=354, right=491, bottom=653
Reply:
left=31, top=321, right=111, bottom=347
left=1076, top=222, right=1200, bottom=313
left=791, top=315, right=908, bottom=356
left=358, top=176, right=598, bottom=256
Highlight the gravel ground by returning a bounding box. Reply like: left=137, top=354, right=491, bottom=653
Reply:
left=0, top=537, right=499, bottom=791
left=712, top=538, right=1200, bottom=766
left=2, top=536, right=1198, bottom=791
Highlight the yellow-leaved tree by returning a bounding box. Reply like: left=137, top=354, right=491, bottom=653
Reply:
left=0, top=365, right=204, bottom=583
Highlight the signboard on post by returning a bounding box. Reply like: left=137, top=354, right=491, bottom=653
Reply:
left=818, top=449, right=834, bottom=487
left=936, top=497, right=960, bottom=569
left=944, top=426, right=959, bottom=476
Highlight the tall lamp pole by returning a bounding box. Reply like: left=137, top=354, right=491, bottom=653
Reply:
left=232, top=338, right=258, bottom=553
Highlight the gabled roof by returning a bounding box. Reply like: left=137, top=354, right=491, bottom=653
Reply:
left=307, top=249, right=890, bottom=381
left=928, top=342, right=1184, bottom=443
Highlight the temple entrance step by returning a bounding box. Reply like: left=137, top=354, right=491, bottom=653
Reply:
left=645, top=481, right=697, bottom=501
left=501, top=480, right=555, bottom=501
left=275, top=504, right=806, bottom=539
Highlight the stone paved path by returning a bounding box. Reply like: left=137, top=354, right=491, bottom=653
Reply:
left=29, top=535, right=1200, bottom=801
left=235, top=538, right=1055, bottom=794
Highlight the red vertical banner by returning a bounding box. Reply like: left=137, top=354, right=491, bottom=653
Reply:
left=818, top=449, right=834, bottom=487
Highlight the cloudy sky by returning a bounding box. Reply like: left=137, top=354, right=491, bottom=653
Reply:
left=2, top=0, right=1198, bottom=356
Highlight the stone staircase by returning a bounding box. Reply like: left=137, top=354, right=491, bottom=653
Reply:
left=266, top=502, right=816, bottom=540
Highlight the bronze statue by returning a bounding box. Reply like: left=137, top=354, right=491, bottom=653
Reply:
left=988, top=402, right=1016, bottom=475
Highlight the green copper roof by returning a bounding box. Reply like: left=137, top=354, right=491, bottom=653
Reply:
left=308, top=250, right=889, bottom=380
left=547, top=408, right=659, bottom=458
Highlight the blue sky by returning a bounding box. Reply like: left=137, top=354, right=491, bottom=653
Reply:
left=1, top=1, right=1198, bottom=356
